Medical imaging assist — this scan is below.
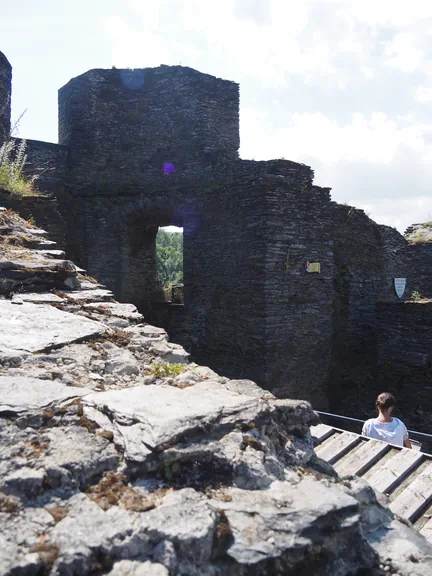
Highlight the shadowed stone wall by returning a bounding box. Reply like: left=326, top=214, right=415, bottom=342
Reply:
left=403, top=226, right=432, bottom=298
left=261, top=181, right=334, bottom=408
left=0, top=51, right=11, bottom=142
left=328, top=206, right=411, bottom=418
left=13, top=138, right=69, bottom=198
left=8, top=138, right=68, bottom=249
left=377, top=300, right=432, bottom=433
left=58, top=65, right=239, bottom=195
left=4, top=48, right=432, bottom=412
left=375, top=237, right=432, bottom=432
left=407, top=244, right=432, bottom=297
left=0, top=189, right=66, bottom=248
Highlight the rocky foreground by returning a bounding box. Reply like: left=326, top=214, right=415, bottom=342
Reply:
left=1, top=208, right=432, bottom=576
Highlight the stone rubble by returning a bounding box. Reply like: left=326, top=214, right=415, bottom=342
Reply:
left=1, top=207, right=432, bottom=575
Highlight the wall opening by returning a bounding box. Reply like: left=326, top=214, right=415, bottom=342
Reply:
left=156, top=225, right=184, bottom=304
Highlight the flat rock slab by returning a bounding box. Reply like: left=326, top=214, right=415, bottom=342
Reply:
left=108, top=561, right=168, bottom=576
left=12, top=292, right=66, bottom=304
left=79, top=280, right=105, bottom=291
left=34, top=239, right=57, bottom=249
left=0, top=375, right=91, bottom=414
left=64, top=289, right=114, bottom=303
left=28, top=229, right=48, bottom=236
left=7, top=249, right=66, bottom=259
left=0, top=257, right=76, bottom=273
left=84, top=302, right=143, bottom=322
left=215, top=478, right=360, bottom=568
left=84, top=381, right=267, bottom=459
left=0, top=300, right=107, bottom=354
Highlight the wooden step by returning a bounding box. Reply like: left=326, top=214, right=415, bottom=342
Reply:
left=315, top=431, right=361, bottom=464
left=367, top=448, right=424, bottom=495
left=310, top=424, right=335, bottom=444
left=334, top=439, right=391, bottom=477
left=389, top=462, right=432, bottom=522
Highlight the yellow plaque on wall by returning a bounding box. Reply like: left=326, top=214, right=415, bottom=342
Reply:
left=305, top=262, right=321, bottom=273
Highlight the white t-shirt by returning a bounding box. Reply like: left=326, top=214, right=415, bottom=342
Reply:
left=362, top=417, right=408, bottom=447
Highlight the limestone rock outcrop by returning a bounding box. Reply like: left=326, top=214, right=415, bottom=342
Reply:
left=1, top=207, right=432, bottom=575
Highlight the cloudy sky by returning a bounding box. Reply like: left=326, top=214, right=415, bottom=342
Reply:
left=2, top=0, right=432, bottom=231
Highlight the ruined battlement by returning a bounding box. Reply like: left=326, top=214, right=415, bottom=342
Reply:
left=58, top=64, right=239, bottom=194
left=2, top=50, right=432, bottom=428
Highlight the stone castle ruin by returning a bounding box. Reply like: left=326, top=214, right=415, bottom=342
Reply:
left=1, top=50, right=431, bottom=430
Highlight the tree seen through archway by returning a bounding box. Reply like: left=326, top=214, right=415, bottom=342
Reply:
left=156, top=228, right=183, bottom=287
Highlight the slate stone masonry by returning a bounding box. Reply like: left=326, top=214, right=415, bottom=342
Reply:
left=377, top=300, right=432, bottom=433
left=58, top=66, right=239, bottom=194
left=0, top=189, right=66, bottom=249
left=2, top=49, right=432, bottom=418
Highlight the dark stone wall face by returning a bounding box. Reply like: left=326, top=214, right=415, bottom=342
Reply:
left=261, top=181, right=334, bottom=409
left=182, top=161, right=335, bottom=408
left=405, top=243, right=432, bottom=298
left=184, top=168, right=270, bottom=386
left=5, top=50, right=432, bottom=415
left=70, top=192, right=180, bottom=308
left=69, top=157, right=338, bottom=407
left=377, top=301, right=432, bottom=433
left=328, top=206, right=410, bottom=418
left=0, top=51, right=12, bottom=143
left=12, top=138, right=69, bottom=198
left=58, top=66, right=239, bottom=195
left=8, top=138, right=69, bottom=251
left=0, top=189, right=66, bottom=248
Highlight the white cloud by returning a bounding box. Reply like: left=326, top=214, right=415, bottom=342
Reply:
left=102, top=0, right=432, bottom=231
left=349, top=196, right=431, bottom=231
left=415, top=85, right=432, bottom=102
left=384, top=33, right=423, bottom=72
left=346, top=0, right=432, bottom=27
left=360, top=66, right=375, bottom=79
left=242, top=111, right=426, bottom=165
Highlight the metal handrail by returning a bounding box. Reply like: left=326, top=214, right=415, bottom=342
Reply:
left=316, top=410, right=432, bottom=441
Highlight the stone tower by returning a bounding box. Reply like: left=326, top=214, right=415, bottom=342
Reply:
left=58, top=66, right=240, bottom=194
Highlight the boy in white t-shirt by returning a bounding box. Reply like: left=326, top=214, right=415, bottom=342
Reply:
left=362, top=392, right=411, bottom=448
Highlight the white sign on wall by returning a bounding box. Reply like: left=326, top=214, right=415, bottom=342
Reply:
left=394, top=278, right=406, bottom=299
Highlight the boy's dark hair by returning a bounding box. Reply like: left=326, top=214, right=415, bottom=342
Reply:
left=376, top=392, right=396, bottom=410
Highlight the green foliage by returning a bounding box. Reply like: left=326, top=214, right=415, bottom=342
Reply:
left=151, top=363, right=189, bottom=378
left=411, top=291, right=422, bottom=301
left=0, top=138, right=39, bottom=196
left=156, top=229, right=183, bottom=287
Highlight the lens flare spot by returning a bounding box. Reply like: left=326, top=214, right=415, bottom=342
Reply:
left=163, top=162, right=175, bottom=174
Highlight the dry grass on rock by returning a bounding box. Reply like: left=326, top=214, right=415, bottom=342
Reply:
left=86, top=471, right=169, bottom=513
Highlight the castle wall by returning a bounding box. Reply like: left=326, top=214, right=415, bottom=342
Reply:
left=7, top=138, right=69, bottom=250
left=260, top=181, right=334, bottom=409
left=0, top=51, right=11, bottom=142
left=12, top=138, right=69, bottom=198
left=58, top=66, right=239, bottom=195
left=377, top=300, right=432, bottom=432
left=405, top=243, right=432, bottom=298
left=0, top=189, right=65, bottom=249
left=181, top=161, right=336, bottom=408
left=4, top=48, right=432, bottom=415
left=184, top=167, right=269, bottom=385
left=0, top=136, right=68, bottom=249
left=328, top=206, right=409, bottom=417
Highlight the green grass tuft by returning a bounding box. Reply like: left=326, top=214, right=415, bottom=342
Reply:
left=151, top=363, right=189, bottom=378
left=0, top=139, right=41, bottom=197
